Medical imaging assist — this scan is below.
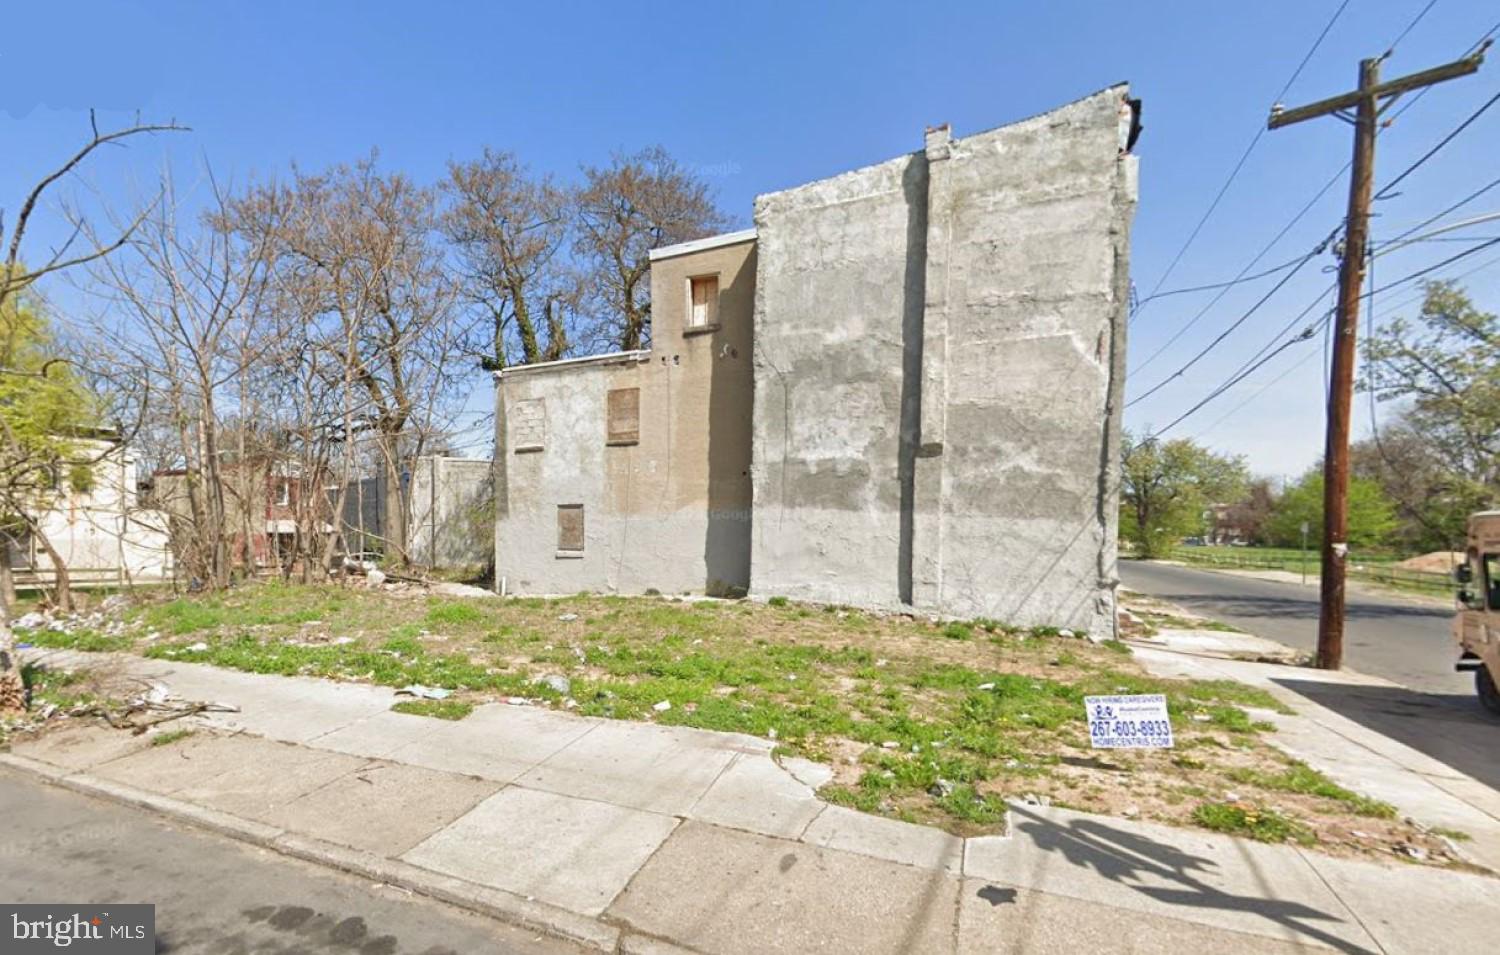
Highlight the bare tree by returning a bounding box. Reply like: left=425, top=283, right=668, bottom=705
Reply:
left=232, top=156, right=462, bottom=567
left=442, top=150, right=573, bottom=368
left=90, top=166, right=279, bottom=592
left=0, top=113, right=184, bottom=715
left=573, top=147, right=727, bottom=352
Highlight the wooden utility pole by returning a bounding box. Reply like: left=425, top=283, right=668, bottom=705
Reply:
left=1268, top=46, right=1487, bottom=669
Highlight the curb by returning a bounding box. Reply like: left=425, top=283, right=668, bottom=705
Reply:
left=0, top=753, right=622, bottom=952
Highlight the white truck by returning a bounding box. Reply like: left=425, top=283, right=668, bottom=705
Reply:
left=1455, top=510, right=1500, bottom=715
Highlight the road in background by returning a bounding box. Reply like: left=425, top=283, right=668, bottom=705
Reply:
left=0, top=772, right=583, bottom=955
left=1119, top=560, right=1469, bottom=697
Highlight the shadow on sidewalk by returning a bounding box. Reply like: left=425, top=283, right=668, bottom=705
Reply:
left=1010, top=805, right=1377, bottom=955
left=1272, top=677, right=1500, bottom=791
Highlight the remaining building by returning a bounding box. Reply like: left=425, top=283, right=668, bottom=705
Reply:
left=493, top=86, right=1138, bottom=634
left=493, top=232, right=756, bottom=596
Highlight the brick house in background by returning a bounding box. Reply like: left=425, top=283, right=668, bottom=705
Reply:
left=145, top=459, right=316, bottom=571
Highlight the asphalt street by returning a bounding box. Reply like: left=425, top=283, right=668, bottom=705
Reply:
left=0, top=771, right=585, bottom=955
left=1119, top=559, right=1469, bottom=697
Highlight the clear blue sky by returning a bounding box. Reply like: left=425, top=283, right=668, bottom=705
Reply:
left=5, top=0, right=1498, bottom=476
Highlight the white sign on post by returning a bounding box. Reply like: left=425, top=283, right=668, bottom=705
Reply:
left=1085, top=694, right=1173, bottom=749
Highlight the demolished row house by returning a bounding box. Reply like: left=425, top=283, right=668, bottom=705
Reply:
left=492, top=86, right=1140, bottom=635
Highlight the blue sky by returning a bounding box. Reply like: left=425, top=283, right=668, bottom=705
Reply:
left=4, top=0, right=1498, bottom=476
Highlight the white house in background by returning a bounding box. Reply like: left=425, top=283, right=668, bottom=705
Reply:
left=7, top=434, right=172, bottom=587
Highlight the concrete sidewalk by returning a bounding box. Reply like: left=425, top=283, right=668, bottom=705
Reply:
left=4, top=650, right=1497, bottom=954
left=1133, top=640, right=1500, bottom=874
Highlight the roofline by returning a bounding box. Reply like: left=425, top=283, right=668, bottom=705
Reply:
left=647, top=228, right=757, bottom=263
left=492, top=349, right=650, bottom=380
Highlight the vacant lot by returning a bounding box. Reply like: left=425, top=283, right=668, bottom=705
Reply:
left=16, top=581, right=1465, bottom=864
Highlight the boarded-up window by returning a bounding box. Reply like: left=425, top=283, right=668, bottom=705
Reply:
left=557, top=504, right=584, bottom=554
left=607, top=387, right=640, bottom=446
left=688, top=275, right=718, bottom=328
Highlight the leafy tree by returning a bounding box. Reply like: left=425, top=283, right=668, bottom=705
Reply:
left=1350, top=415, right=1488, bottom=553
left=1120, top=432, right=1247, bottom=558
left=1215, top=477, right=1277, bottom=545
left=1265, top=469, right=1397, bottom=550
left=1363, top=281, right=1499, bottom=515
left=0, top=284, right=99, bottom=611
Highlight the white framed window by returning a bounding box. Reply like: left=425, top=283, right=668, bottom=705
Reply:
left=686, top=275, right=719, bottom=330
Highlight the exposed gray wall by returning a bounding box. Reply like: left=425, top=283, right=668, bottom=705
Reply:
left=341, top=456, right=492, bottom=568
left=751, top=87, right=1137, bottom=634
left=408, top=456, right=493, bottom=569
left=749, top=153, right=924, bottom=610
left=492, top=355, right=730, bottom=597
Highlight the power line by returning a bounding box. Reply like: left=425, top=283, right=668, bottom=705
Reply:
left=1190, top=346, right=1321, bottom=440
left=1382, top=0, right=1440, bottom=59
left=1134, top=251, right=1312, bottom=305
left=1384, top=174, right=1500, bottom=244
left=1133, top=0, right=1350, bottom=318
left=1149, top=313, right=1331, bottom=439
left=1368, top=234, right=1500, bottom=295
left=1375, top=86, right=1500, bottom=201
left=1150, top=235, right=1500, bottom=438
left=1128, top=227, right=1336, bottom=406
left=1130, top=164, right=1346, bottom=372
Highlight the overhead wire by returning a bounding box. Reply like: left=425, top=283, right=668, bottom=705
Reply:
left=1131, top=0, right=1351, bottom=321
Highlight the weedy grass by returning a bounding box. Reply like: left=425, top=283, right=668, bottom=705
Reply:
left=391, top=699, right=474, bottom=720
left=1193, top=801, right=1314, bottom=845
left=149, top=728, right=195, bottom=747
left=1224, top=761, right=1396, bottom=818
left=41, top=581, right=1392, bottom=844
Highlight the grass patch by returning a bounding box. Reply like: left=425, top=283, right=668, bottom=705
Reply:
left=61, top=580, right=1404, bottom=846
left=391, top=699, right=474, bottom=720
left=19, top=629, right=135, bottom=653
left=425, top=601, right=486, bottom=627
left=1193, top=801, right=1313, bottom=845
left=1430, top=827, right=1472, bottom=842
left=1225, top=761, right=1396, bottom=818
left=150, top=728, right=195, bottom=747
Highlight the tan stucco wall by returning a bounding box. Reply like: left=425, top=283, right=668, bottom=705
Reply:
left=493, top=236, right=756, bottom=596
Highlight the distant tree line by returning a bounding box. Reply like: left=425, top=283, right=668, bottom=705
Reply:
left=1121, top=282, right=1499, bottom=559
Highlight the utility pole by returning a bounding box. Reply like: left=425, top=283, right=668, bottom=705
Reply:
left=1269, top=45, right=1487, bottom=669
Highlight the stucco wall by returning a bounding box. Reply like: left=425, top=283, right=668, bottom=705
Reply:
left=751, top=86, right=1136, bottom=633
left=749, top=153, right=923, bottom=609
left=408, top=456, right=493, bottom=569
left=494, top=236, right=756, bottom=596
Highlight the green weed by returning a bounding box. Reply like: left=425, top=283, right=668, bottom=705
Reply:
left=391, top=699, right=474, bottom=720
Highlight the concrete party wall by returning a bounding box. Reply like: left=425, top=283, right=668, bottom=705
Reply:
left=494, top=357, right=730, bottom=597
left=915, top=87, right=1137, bottom=633
left=407, top=457, right=494, bottom=569
left=749, top=150, right=927, bottom=609
left=752, top=86, right=1136, bottom=631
